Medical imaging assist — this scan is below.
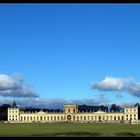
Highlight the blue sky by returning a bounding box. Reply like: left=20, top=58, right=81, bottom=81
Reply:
left=0, top=4, right=140, bottom=108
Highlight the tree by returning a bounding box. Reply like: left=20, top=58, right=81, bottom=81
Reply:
left=110, top=104, right=121, bottom=112
left=134, top=103, right=140, bottom=107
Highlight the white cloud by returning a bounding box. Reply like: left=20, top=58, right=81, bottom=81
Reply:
left=91, top=76, right=140, bottom=98
left=0, top=74, right=38, bottom=98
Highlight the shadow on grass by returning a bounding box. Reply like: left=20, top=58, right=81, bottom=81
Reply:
left=30, top=132, right=101, bottom=137
left=115, top=132, right=136, bottom=136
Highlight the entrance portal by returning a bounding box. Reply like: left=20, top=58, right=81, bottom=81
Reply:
left=67, top=115, right=72, bottom=122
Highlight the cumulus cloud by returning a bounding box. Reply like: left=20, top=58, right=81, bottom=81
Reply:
left=91, top=76, right=140, bottom=98
left=0, top=74, right=38, bottom=98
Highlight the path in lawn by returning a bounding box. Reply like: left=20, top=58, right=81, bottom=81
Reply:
left=0, top=123, right=140, bottom=137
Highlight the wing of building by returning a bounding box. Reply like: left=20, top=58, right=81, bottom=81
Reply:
left=7, top=104, right=140, bottom=124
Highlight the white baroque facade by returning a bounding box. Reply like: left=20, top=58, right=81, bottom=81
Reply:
left=7, top=105, right=139, bottom=123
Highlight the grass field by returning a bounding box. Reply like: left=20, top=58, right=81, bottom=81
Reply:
left=0, top=123, right=140, bottom=137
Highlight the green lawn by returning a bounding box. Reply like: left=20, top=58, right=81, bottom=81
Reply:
left=0, top=123, right=140, bottom=137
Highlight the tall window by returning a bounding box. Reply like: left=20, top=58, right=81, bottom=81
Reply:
left=84, top=116, right=86, bottom=121
left=106, top=116, right=108, bottom=120
left=95, top=116, right=97, bottom=120
left=77, top=116, right=79, bottom=121
left=54, top=116, right=56, bottom=121
left=44, top=116, right=46, bottom=121
left=68, top=109, right=70, bottom=113
left=118, top=116, right=120, bottom=120
left=40, top=116, right=42, bottom=121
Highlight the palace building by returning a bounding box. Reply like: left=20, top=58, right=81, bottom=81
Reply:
left=7, top=104, right=139, bottom=124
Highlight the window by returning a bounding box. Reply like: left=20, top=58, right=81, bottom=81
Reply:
left=134, top=109, right=136, bottom=112
left=118, top=116, right=120, bottom=120
left=114, top=116, right=116, bottom=120
left=126, top=115, right=128, bottom=117
left=88, top=116, right=89, bottom=120
left=91, top=116, right=93, bottom=120
left=57, top=116, right=59, bottom=121
left=80, top=116, right=82, bottom=120
left=40, top=116, right=42, bottom=121
left=68, top=109, right=70, bottom=113
left=73, top=116, right=75, bottom=121
left=54, top=116, right=56, bottom=121
left=73, top=109, right=75, bottom=113
left=110, top=116, right=112, bottom=120
left=61, top=116, right=63, bottom=121
left=84, top=116, right=86, bottom=120
left=106, top=116, right=108, bottom=120
left=44, top=116, right=46, bottom=121
left=47, top=116, right=49, bottom=121
left=95, top=116, right=97, bottom=120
